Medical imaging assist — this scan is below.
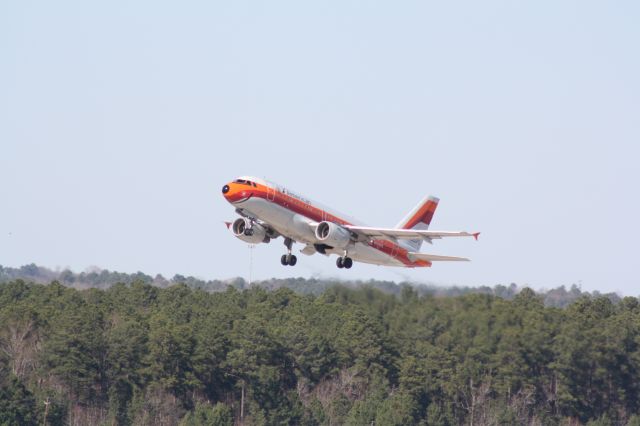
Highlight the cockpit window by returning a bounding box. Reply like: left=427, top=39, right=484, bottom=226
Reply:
left=234, top=179, right=253, bottom=186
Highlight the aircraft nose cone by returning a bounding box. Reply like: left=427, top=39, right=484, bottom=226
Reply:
left=222, top=185, right=230, bottom=194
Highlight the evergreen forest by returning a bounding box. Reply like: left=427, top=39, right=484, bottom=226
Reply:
left=1, top=270, right=639, bottom=425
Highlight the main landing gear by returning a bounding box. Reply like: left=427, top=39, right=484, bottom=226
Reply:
left=336, top=255, right=353, bottom=269
left=281, top=254, right=297, bottom=266
left=281, top=237, right=297, bottom=266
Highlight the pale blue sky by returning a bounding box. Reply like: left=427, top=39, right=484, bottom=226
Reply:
left=1, top=1, right=638, bottom=293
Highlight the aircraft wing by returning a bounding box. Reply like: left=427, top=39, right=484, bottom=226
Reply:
left=408, top=252, right=470, bottom=262
left=345, top=226, right=480, bottom=242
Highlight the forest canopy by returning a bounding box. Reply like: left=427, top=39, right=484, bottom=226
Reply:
left=0, top=263, right=622, bottom=308
left=0, top=266, right=637, bottom=425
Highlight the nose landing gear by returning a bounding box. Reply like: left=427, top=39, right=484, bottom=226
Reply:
left=281, top=237, right=297, bottom=266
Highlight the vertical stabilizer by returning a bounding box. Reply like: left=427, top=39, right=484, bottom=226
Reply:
left=395, top=196, right=439, bottom=252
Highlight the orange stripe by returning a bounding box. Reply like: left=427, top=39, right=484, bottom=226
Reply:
left=404, top=200, right=438, bottom=229
left=226, top=182, right=431, bottom=268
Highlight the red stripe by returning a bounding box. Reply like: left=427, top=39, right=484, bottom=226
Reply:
left=245, top=184, right=430, bottom=268
left=404, top=200, right=437, bottom=229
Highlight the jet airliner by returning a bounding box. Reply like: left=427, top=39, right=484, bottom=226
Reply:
left=222, top=176, right=479, bottom=269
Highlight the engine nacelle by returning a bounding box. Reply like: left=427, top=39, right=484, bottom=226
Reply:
left=230, top=218, right=270, bottom=244
left=315, top=221, right=351, bottom=249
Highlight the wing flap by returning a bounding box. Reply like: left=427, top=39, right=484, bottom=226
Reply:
left=345, top=226, right=480, bottom=241
left=408, top=252, right=470, bottom=262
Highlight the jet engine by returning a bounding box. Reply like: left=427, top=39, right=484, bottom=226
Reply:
left=230, top=218, right=270, bottom=244
left=315, top=221, right=351, bottom=249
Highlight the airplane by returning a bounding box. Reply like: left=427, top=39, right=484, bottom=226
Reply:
left=221, top=176, right=479, bottom=269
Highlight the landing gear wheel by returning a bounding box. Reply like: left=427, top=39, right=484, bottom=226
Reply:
left=336, top=257, right=344, bottom=269
left=282, top=238, right=296, bottom=266
left=343, top=257, right=353, bottom=269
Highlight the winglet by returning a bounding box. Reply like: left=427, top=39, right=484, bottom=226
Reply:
left=472, top=232, right=480, bottom=241
left=224, top=221, right=232, bottom=229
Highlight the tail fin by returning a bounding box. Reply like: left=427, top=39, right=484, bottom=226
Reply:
left=395, top=196, right=439, bottom=252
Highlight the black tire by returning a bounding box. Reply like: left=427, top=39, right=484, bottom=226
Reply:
left=336, top=257, right=344, bottom=268
left=343, top=257, right=353, bottom=269
left=289, top=255, right=297, bottom=266
left=281, top=254, right=289, bottom=266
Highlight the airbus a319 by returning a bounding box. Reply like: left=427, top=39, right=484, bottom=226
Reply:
left=222, top=176, right=479, bottom=269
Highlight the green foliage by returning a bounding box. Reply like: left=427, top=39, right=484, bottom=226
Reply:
left=345, top=380, right=386, bottom=425
left=327, top=393, right=352, bottom=425
left=0, top=373, right=37, bottom=426
left=1, top=264, right=623, bottom=306
left=587, top=414, right=614, bottom=426
left=627, top=415, right=640, bottom=426
left=38, top=392, right=68, bottom=426
left=40, top=295, right=107, bottom=402
left=375, top=392, right=419, bottom=426
left=1, top=278, right=639, bottom=424
left=146, top=316, right=199, bottom=406
left=180, top=402, right=233, bottom=426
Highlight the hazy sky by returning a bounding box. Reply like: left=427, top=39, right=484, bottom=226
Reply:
left=1, top=1, right=638, bottom=294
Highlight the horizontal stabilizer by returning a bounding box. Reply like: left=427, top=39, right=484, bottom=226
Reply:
left=408, top=252, right=470, bottom=262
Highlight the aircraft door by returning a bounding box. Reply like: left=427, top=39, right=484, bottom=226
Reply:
left=267, top=186, right=275, bottom=201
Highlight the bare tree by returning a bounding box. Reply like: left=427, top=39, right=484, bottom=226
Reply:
left=0, top=317, right=41, bottom=378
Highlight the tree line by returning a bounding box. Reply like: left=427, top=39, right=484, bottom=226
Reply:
left=1, top=278, right=640, bottom=425
left=0, top=263, right=622, bottom=308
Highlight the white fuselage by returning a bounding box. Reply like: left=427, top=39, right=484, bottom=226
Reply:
left=234, top=196, right=405, bottom=266
left=232, top=191, right=406, bottom=267
left=223, top=176, right=477, bottom=268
